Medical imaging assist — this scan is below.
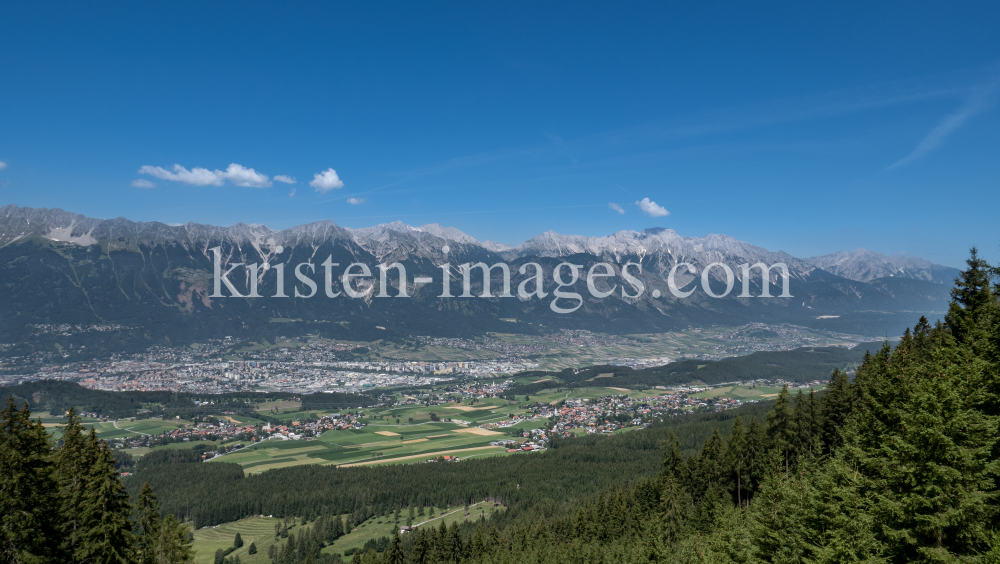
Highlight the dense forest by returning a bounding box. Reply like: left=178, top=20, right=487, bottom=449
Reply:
left=0, top=380, right=373, bottom=419
left=503, top=343, right=880, bottom=397
left=0, top=404, right=194, bottom=563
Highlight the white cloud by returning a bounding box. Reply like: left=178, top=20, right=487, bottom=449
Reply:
left=889, top=82, right=998, bottom=168
left=635, top=197, right=669, bottom=217
left=310, top=168, right=344, bottom=193
left=220, top=164, right=271, bottom=187
left=131, top=179, right=156, bottom=188
left=0, top=161, right=7, bottom=170
left=139, top=164, right=224, bottom=186
left=289, top=188, right=296, bottom=197
left=138, top=163, right=272, bottom=188
left=167, top=223, right=184, bottom=227
left=347, top=197, right=366, bottom=205
left=274, top=175, right=296, bottom=184
left=608, top=202, right=625, bottom=214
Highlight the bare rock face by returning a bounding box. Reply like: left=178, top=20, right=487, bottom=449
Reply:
left=806, top=248, right=960, bottom=284
left=0, top=204, right=954, bottom=351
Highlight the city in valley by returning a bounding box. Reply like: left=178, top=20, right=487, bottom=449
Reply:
left=1, top=323, right=866, bottom=393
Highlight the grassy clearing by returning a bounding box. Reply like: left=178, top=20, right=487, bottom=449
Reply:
left=91, top=418, right=190, bottom=440
left=689, top=384, right=822, bottom=401
left=191, top=506, right=507, bottom=563
left=191, top=515, right=309, bottom=564
left=323, top=502, right=506, bottom=559
left=255, top=400, right=302, bottom=413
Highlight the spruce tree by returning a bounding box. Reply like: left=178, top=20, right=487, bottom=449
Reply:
left=385, top=532, right=405, bottom=564
left=946, top=246, right=995, bottom=343
left=75, top=433, right=135, bottom=564
left=135, top=482, right=162, bottom=564
left=0, top=397, right=60, bottom=564
left=746, top=415, right=767, bottom=501
left=766, top=385, right=795, bottom=474
left=659, top=474, right=687, bottom=546
left=155, top=514, right=194, bottom=564
left=55, top=407, right=92, bottom=561
left=844, top=325, right=1000, bottom=559
left=727, top=417, right=748, bottom=507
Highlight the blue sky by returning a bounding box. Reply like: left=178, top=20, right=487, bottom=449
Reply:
left=1, top=2, right=998, bottom=267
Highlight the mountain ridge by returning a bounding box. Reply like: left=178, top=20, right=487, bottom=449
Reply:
left=0, top=203, right=954, bottom=356
left=1, top=204, right=956, bottom=285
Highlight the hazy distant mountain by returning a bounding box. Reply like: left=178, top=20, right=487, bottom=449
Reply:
left=806, top=248, right=960, bottom=284
left=0, top=204, right=953, bottom=357
left=502, top=227, right=822, bottom=284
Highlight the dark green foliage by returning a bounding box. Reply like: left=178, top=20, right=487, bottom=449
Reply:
left=0, top=400, right=193, bottom=564
left=507, top=344, right=879, bottom=395
left=0, top=397, right=60, bottom=563
left=0, top=380, right=373, bottom=420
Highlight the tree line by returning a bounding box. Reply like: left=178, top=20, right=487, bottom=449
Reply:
left=0, top=380, right=373, bottom=420
left=1, top=404, right=194, bottom=563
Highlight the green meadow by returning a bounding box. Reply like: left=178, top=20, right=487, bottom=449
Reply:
left=190, top=503, right=507, bottom=563
left=215, top=421, right=510, bottom=473
left=689, top=384, right=823, bottom=401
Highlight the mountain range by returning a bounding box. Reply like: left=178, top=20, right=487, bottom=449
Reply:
left=0, top=204, right=956, bottom=357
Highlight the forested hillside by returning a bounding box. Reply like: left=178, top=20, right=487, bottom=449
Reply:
left=504, top=343, right=879, bottom=396
left=0, top=380, right=373, bottom=419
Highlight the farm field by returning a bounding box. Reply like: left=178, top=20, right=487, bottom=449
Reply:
left=40, top=415, right=190, bottom=441
left=90, top=418, right=191, bottom=440
left=689, top=384, right=823, bottom=401
left=333, top=326, right=865, bottom=371
left=524, top=386, right=649, bottom=406
left=255, top=399, right=302, bottom=413
left=214, top=421, right=511, bottom=473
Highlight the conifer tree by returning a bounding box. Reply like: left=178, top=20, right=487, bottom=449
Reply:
left=55, top=407, right=93, bottom=561
left=385, top=532, right=405, bottom=564
left=135, top=482, right=162, bottom=564
left=447, top=521, right=464, bottom=563
left=659, top=474, right=687, bottom=546
left=0, top=397, right=59, bottom=564
left=75, top=434, right=135, bottom=564
left=844, top=339, right=1000, bottom=560
left=745, top=415, right=767, bottom=501
left=766, top=385, right=795, bottom=474
left=946, top=246, right=995, bottom=343
left=726, top=417, right=748, bottom=507
left=411, top=527, right=430, bottom=564
left=155, top=514, right=194, bottom=564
